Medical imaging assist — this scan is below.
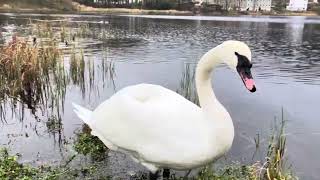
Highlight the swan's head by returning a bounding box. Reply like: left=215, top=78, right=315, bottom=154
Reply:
left=220, top=41, right=256, bottom=92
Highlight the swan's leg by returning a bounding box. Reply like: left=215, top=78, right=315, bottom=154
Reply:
left=149, top=170, right=159, bottom=180
left=163, top=169, right=170, bottom=179
left=183, top=169, right=192, bottom=179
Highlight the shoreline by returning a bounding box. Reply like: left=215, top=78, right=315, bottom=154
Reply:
left=0, top=6, right=318, bottom=17
left=0, top=7, right=193, bottom=16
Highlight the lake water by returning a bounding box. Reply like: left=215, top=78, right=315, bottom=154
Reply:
left=0, top=13, right=320, bottom=179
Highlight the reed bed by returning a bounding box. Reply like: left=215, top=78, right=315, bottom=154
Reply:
left=0, top=36, right=67, bottom=121
left=0, top=20, right=115, bottom=122
left=176, top=63, right=199, bottom=105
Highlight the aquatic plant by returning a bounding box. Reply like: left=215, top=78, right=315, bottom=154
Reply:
left=46, top=115, right=63, bottom=133
left=0, top=19, right=115, bottom=122
left=74, top=125, right=109, bottom=161
left=0, top=36, right=67, bottom=121
left=101, top=48, right=116, bottom=90
left=76, top=23, right=91, bottom=38
left=176, top=63, right=199, bottom=105
left=253, top=109, right=296, bottom=180
left=70, top=47, right=86, bottom=93
left=0, top=148, right=37, bottom=180
left=0, top=147, right=104, bottom=179
left=196, top=164, right=255, bottom=180
left=192, top=109, right=296, bottom=180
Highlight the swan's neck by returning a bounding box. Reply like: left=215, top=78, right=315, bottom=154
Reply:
left=195, top=47, right=222, bottom=112
left=195, top=47, right=234, bottom=156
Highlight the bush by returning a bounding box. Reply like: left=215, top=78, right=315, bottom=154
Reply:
left=272, top=2, right=286, bottom=12
left=311, top=6, right=320, bottom=15
left=145, top=0, right=177, bottom=10
left=0, top=0, right=75, bottom=11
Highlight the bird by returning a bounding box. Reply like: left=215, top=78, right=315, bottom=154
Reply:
left=73, top=40, right=256, bottom=179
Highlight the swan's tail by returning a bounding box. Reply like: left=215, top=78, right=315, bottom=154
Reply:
left=72, top=103, right=93, bottom=126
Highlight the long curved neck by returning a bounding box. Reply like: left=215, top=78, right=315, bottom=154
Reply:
left=195, top=47, right=223, bottom=111
left=195, top=47, right=234, bottom=154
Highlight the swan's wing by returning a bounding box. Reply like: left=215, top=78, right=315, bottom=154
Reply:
left=91, top=84, right=210, bottom=165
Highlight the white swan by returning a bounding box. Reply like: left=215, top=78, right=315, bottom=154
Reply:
left=73, top=40, right=256, bottom=175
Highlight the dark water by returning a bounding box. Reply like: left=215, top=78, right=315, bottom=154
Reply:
left=0, top=13, right=320, bottom=179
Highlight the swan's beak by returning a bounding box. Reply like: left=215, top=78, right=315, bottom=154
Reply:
left=237, top=67, right=256, bottom=93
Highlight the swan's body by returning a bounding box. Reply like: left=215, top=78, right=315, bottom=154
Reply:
left=73, top=40, right=255, bottom=173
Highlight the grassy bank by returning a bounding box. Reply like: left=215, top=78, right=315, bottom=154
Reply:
left=75, top=6, right=193, bottom=15
left=0, top=0, right=74, bottom=13
left=0, top=1, right=192, bottom=15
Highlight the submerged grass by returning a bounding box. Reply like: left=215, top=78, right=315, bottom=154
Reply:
left=176, top=63, right=199, bottom=105
left=0, top=20, right=115, bottom=122
left=0, top=36, right=67, bottom=120
left=255, top=109, right=296, bottom=180
left=46, top=115, right=63, bottom=133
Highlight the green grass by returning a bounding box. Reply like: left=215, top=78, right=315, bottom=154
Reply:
left=0, top=148, right=104, bottom=180
left=0, top=148, right=37, bottom=180
left=195, top=164, right=255, bottom=180
left=74, top=125, right=109, bottom=162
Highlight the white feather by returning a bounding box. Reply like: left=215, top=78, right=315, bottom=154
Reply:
left=72, top=41, right=252, bottom=172
left=72, top=103, right=92, bottom=126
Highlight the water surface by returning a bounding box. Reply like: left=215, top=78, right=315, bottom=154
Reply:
left=0, top=13, right=320, bottom=179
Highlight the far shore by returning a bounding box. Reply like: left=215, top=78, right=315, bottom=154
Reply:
left=0, top=6, right=193, bottom=16
left=0, top=4, right=318, bottom=17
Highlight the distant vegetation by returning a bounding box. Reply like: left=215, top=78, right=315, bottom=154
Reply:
left=75, top=0, right=185, bottom=10
left=309, top=3, right=320, bottom=15
left=0, top=0, right=75, bottom=11
left=1, top=0, right=319, bottom=14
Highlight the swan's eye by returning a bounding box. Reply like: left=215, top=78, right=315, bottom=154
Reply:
left=235, top=52, right=251, bottom=69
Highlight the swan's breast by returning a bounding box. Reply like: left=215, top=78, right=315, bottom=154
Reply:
left=90, top=83, right=234, bottom=170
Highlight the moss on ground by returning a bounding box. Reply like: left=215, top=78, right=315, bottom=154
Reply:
left=74, top=131, right=109, bottom=162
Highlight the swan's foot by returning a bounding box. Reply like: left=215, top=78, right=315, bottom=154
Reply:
left=163, top=169, right=170, bottom=179
left=149, top=170, right=160, bottom=180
